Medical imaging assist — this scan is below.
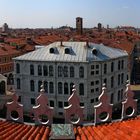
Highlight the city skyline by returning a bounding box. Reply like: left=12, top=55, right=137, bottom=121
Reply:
left=0, top=0, right=140, bottom=28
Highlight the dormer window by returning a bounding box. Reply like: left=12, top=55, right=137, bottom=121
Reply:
left=65, top=48, right=71, bottom=54
left=50, top=47, right=57, bottom=54
left=50, top=48, right=55, bottom=53
left=92, top=48, right=98, bottom=55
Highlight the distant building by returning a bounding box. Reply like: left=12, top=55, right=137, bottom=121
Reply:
left=98, top=23, right=102, bottom=31
left=13, top=41, right=128, bottom=119
left=0, top=44, right=22, bottom=89
left=76, top=17, right=83, bottom=35
left=2, top=23, right=9, bottom=33
left=0, top=74, right=7, bottom=95
left=131, top=41, right=140, bottom=84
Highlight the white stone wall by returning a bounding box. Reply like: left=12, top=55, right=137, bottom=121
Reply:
left=14, top=55, right=128, bottom=120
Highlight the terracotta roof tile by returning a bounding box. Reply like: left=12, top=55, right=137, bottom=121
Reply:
left=0, top=117, right=140, bottom=139
left=0, top=44, right=20, bottom=56
left=74, top=117, right=140, bottom=140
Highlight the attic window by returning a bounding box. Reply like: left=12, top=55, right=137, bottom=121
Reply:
left=50, top=47, right=56, bottom=54
left=92, top=48, right=97, bottom=55
left=65, top=48, right=71, bottom=54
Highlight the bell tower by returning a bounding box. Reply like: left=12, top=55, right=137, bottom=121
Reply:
left=76, top=17, right=83, bottom=35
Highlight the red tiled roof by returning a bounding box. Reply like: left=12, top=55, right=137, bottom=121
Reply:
left=0, top=120, right=50, bottom=140
left=5, top=38, right=26, bottom=45
left=0, top=117, right=140, bottom=139
left=75, top=117, right=140, bottom=140
left=0, top=44, right=20, bottom=56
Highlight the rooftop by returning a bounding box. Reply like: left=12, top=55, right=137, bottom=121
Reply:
left=0, top=116, right=140, bottom=140
left=14, top=41, right=128, bottom=62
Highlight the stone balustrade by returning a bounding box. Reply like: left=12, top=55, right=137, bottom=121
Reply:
left=5, top=82, right=137, bottom=126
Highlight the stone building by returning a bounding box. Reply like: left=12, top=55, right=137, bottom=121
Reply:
left=13, top=41, right=128, bottom=119
left=76, top=17, right=83, bottom=35
left=2, top=23, right=9, bottom=33
left=131, top=41, right=140, bottom=84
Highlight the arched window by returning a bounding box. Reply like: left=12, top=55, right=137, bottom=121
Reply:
left=70, top=83, right=74, bottom=94
left=110, top=93, right=114, bottom=104
left=64, top=83, right=68, bottom=94
left=118, top=74, right=120, bottom=85
left=8, top=73, right=14, bottom=85
left=121, top=60, right=124, bottom=69
left=30, top=80, right=34, bottom=91
left=103, top=78, right=107, bottom=86
left=44, top=81, right=48, bottom=93
left=79, top=83, right=84, bottom=95
left=58, top=82, right=63, bottom=94
left=58, top=66, right=63, bottom=77
left=79, top=66, right=84, bottom=78
left=121, top=73, right=124, bottom=84
left=30, top=65, right=34, bottom=75
left=64, top=66, right=68, bottom=77
left=49, top=66, right=53, bottom=77
left=38, top=81, right=42, bottom=92
left=38, top=65, right=42, bottom=76
left=121, top=89, right=123, bottom=100
left=49, top=82, right=54, bottom=93
left=111, top=62, right=114, bottom=72
left=118, top=90, right=120, bottom=101
left=0, top=81, right=5, bottom=94
left=43, top=65, right=48, bottom=76
left=118, top=60, right=121, bottom=70
left=17, top=78, right=20, bottom=89
left=70, top=66, right=74, bottom=77
left=104, top=63, right=107, bottom=74
left=111, top=76, right=114, bottom=88
left=16, top=63, right=20, bottom=74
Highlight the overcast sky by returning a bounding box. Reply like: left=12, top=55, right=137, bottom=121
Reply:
left=0, top=0, right=139, bottom=28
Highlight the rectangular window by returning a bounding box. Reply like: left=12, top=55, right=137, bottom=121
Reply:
left=17, top=78, right=21, bottom=89
left=64, top=102, right=69, bottom=107
left=95, top=80, right=99, bottom=85
left=38, top=65, right=42, bottom=76
left=31, top=98, right=35, bottom=105
left=96, top=65, right=99, bottom=69
left=91, top=65, right=94, bottom=69
left=58, top=101, right=63, bottom=108
left=18, top=96, right=21, bottom=102
left=64, top=66, right=68, bottom=77
left=96, top=88, right=99, bottom=92
left=91, top=89, right=94, bottom=93
left=91, top=81, right=94, bottom=86
left=58, top=66, right=63, bottom=77
left=79, top=83, right=84, bottom=95
left=49, top=82, right=54, bottom=94
left=90, top=99, right=94, bottom=103
left=95, top=98, right=99, bottom=102
left=49, top=66, right=53, bottom=77
left=91, top=71, right=94, bottom=75
left=80, top=102, right=84, bottom=106
left=110, top=93, right=114, bottom=104
left=104, top=78, right=107, bottom=86
left=96, top=71, right=99, bottom=75
left=50, top=100, right=54, bottom=107
left=58, top=112, right=63, bottom=116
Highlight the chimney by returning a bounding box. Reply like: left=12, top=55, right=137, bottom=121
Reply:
left=60, top=40, right=63, bottom=46
left=86, top=41, right=89, bottom=47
